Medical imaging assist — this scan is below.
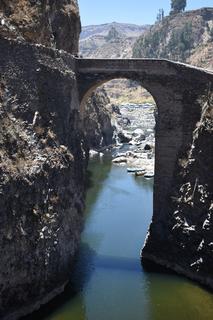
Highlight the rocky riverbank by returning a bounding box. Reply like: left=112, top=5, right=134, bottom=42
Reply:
left=90, top=102, right=156, bottom=176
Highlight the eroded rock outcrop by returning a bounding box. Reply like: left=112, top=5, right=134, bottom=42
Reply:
left=0, top=0, right=81, bottom=54
left=81, top=88, right=115, bottom=150
left=0, top=1, right=86, bottom=319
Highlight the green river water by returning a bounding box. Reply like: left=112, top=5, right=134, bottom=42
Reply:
left=26, top=155, right=213, bottom=320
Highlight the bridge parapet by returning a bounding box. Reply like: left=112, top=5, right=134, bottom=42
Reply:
left=77, top=58, right=211, bottom=75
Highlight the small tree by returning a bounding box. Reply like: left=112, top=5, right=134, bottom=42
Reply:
left=161, top=9, right=165, bottom=20
left=156, top=9, right=165, bottom=23
left=210, top=27, right=213, bottom=41
left=170, top=0, right=186, bottom=14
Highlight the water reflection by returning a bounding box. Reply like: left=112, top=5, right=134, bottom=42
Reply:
left=146, top=273, right=213, bottom=320
left=84, top=155, right=112, bottom=216
left=132, top=174, right=154, bottom=191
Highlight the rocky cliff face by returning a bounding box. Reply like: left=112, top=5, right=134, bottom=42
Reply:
left=0, top=0, right=81, bottom=54
left=80, top=22, right=148, bottom=58
left=133, top=8, right=213, bottom=70
left=0, top=1, right=86, bottom=319
left=81, top=88, right=115, bottom=150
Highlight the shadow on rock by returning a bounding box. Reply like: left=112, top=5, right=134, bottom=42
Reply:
left=141, top=257, right=176, bottom=275
left=22, top=243, right=97, bottom=320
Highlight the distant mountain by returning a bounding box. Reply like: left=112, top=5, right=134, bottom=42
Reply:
left=80, top=22, right=149, bottom=40
left=80, top=22, right=149, bottom=58
left=133, top=8, right=213, bottom=70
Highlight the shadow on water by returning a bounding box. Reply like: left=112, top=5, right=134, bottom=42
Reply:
left=95, top=255, right=142, bottom=273
left=141, top=257, right=213, bottom=294
left=141, top=259, right=213, bottom=320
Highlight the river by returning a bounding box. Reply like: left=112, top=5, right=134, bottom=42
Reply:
left=25, top=155, right=213, bottom=320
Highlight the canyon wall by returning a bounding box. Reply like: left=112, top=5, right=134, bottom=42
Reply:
left=81, top=88, right=115, bottom=150
left=0, top=1, right=86, bottom=319
left=0, top=0, right=81, bottom=54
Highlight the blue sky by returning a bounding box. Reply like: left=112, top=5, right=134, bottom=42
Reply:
left=78, top=0, right=213, bottom=26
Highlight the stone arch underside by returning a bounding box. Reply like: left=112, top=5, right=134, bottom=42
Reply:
left=76, top=58, right=213, bottom=287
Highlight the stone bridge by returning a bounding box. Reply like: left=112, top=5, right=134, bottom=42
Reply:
left=0, top=36, right=213, bottom=320
left=77, top=58, right=213, bottom=284
left=1, top=21, right=212, bottom=319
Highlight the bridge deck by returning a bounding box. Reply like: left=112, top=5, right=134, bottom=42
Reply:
left=77, top=58, right=212, bottom=75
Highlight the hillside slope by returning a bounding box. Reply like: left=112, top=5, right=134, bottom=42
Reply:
left=81, top=21, right=148, bottom=39
left=133, top=8, right=213, bottom=70
left=80, top=22, right=148, bottom=58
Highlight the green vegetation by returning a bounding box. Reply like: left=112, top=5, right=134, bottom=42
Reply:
left=132, top=21, right=193, bottom=61
left=210, top=27, right=213, bottom=41
left=167, top=22, right=193, bottom=60
left=105, top=27, right=120, bottom=41
left=170, top=0, right=187, bottom=14
left=156, top=9, right=165, bottom=23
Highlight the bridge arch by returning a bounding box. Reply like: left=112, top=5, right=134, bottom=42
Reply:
left=79, top=75, right=157, bottom=156
left=76, top=58, right=213, bottom=267
left=78, top=73, right=158, bottom=115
